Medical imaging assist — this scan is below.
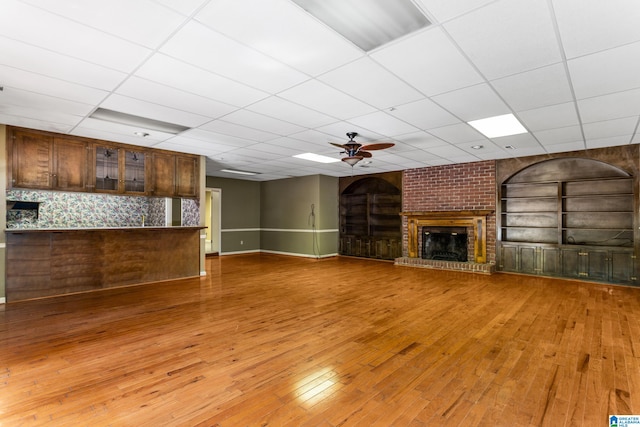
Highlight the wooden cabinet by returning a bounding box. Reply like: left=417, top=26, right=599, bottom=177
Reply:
left=7, top=126, right=199, bottom=199
left=150, top=152, right=176, bottom=197
left=498, top=157, right=637, bottom=285
left=10, top=129, right=88, bottom=191
left=92, top=145, right=147, bottom=195
left=150, top=152, right=199, bottom=198
left=176, top=155, right=198, bottom=198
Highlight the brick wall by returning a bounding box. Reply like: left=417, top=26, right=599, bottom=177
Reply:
left=402, top=161, right=497, bottom=264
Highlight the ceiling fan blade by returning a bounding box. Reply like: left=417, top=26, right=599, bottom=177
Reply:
left=329, top=142, right=349, bottom=149
left=359, top=151, right=373, bottom=158
left=360, top=143, right=394, bottom=151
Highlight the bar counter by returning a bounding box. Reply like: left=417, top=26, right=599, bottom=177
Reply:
left=6, top=226, right=204, bottom=302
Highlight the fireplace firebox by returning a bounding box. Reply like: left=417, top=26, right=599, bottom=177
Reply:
left=422, top=227, right=468, bottom=262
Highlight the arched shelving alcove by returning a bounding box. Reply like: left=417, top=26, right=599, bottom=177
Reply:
left=339, top=173, right=402, bottom=260
left=498, top=157, right=637, bottom=285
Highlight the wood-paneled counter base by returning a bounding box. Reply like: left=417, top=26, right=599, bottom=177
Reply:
left=5, top=227, right=203, bottom=302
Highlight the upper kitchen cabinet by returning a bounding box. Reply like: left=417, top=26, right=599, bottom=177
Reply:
left=175, top=155, right=198, bottom=198
left=9, top=128, right=88, bottom=191
left=150, top=152, right=199, bottom=198
left=92, top=144, right=148, bottom=195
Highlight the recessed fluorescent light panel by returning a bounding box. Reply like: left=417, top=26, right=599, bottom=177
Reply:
left=220, top=169, right=259, bottom=176
left=89, top=108, right=190, bottom=134
left=293, top=153, right=341, bottom=163
left=291, top=0, right=431, bottom=51
left=467, top=114, right=527, bottom=138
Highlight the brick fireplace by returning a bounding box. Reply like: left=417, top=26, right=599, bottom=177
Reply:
left=396, top=162, right=497, bottom=273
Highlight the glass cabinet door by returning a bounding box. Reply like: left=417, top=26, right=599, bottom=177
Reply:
left=95, top=146, right=119, bottom=191
left=124, top=150, right=145, bottom=193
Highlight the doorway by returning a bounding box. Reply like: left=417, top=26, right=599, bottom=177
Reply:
left=205, top=188, right=221, bottom=255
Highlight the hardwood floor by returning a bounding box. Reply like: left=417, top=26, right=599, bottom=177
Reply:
left=1, top=253, right=639, bottom=426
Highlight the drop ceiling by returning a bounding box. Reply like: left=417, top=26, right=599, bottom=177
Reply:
left=1, top=0, right=639, bottom=181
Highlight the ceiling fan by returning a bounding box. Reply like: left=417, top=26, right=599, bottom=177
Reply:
left=330, top=132, right=395, bottom=167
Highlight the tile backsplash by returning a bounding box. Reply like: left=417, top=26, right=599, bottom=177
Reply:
left=7, top=189, right=200, bottom=229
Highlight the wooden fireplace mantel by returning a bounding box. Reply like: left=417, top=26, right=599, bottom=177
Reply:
left=400, top=210, right=493, bottom=263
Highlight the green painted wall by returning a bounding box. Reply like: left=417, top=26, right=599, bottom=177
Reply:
left=206, top=176, right=261, bottom=254
left=261, top=175, right=338, bottom=257
left=206, top=174, right=338, bottom=258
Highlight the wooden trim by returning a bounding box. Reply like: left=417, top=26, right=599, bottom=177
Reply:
left=400, top=210, right=493, bottom=263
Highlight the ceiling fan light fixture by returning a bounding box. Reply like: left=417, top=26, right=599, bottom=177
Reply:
left=342, top=156, right=364, bottom=166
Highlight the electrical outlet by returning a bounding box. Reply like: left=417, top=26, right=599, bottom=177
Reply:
left=240, top=240, right=244, bottom=245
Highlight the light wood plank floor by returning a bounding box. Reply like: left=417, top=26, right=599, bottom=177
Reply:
left=1, top=253, right=640, bottom=426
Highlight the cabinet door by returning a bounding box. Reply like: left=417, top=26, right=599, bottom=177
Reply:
left=176, top=155, right=198, bottom=197
left=53, top=138, right=88, bottom=191
left=584, top=249, right=608, bottom=281
left=94, top=145, right=121, bottom=192
left=151, top=152, right=176, bottom=197
left=11, top=130, right=53, bottom=189
left=561, top=248, right=582, bottom=279
left=610, top=250, right=636, bottom=284
left=500, top=245, right=518, bottom=272
left=540, top=247, right=560, bottom=276
left=519, top=246, right=537, bottom=274
left=124, top=150, right=147, bottom=194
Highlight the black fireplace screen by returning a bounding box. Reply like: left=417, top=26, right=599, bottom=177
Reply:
left=422, top=227, right=468, bottom=262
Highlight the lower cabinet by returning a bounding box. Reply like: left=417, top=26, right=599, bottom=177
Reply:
left=340, top=236, right=402, bottom=260
left=500, top=243, right=636, bottom=285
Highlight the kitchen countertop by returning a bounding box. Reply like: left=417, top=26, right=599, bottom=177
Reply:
left=5, top=226, right=206, bottom=233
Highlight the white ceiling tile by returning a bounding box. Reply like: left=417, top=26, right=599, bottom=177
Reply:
left=397, top=131, right=449, bottom=149
left=425, top=144, right=470, bottom=159
left=428, top=123, right=485, bottom=144
left=0, top=104, right=82, bottom=126
left=568, top=41, right=640, bottom=100
left=0, top=37, right=126, bottom=90
left=582, top=117, right=639, bottom=140
left=371, top=27, right=483, bottom=96
left=99, top=94, right=211, bottom=128
left=585, top=135, right=634, bottom=149
left=116, top=77, right=237, bottom=119
left=1, top=87, right=92, bottom=117
left=444, top=0, right=562, bottom=79
left=0, top=65, right=108, bottom=105
left=161, top=21, right=308, bottom=93
left=517, top=102, right=580, bottom=131
left=415, top=0, right=496, bottom=22
left=153, top=0, right=209, bottom=16
left=577, top=88, right=640, bottom=123
left=220, top=109, right=306, bottom=136
left=20, top=0, right=188, bottom=48
left=553, top=0, right=640, bottom=59
left=388, top=98, right=460, bottom=130
left=134, top=54, right=269, bottom=107
left=544, top=141, right=586, bottom=153
left=0, top=1, right=150, bottom=73
left=431, top=84, right=509, bottom=122
left=267, top=136, right=334, bottom=155
left=318, top=57, right=424, bottom=109
left=288, top=129, right=339, bottom=145
left=533, top=125, right=584, bottom=146
left=199, top=121, right=279, bottom=143
left=165, top=134, right=239, bottom=153
left=0, top=113, right=74, bottom=134
left=246, top=96, right=336, bottom=129
left=347, top=111, right=419, bottom=137
left=278, top=80, right=376, bottom=119
left=195, top=0, right=363, bottom=75
left=493, top=133, right=543, bottom=150
left=183, top=128, right=262, bottom=148
left=491, top=63, right=573, bottom=112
